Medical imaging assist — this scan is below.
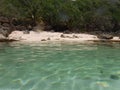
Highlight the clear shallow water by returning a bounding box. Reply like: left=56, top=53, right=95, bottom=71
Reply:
left=0, top=42, right=120, bottom=90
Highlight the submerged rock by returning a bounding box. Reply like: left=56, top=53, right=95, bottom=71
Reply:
left=110, top=75, right=119, bottom=80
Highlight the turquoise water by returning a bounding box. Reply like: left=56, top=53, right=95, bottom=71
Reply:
left=0, top=42, right=120, bottom=90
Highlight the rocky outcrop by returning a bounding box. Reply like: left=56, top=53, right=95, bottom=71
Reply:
left=0, top=33, right=17, bottom=42
left=0, top=16, right=34, bottom=37
left=0, top=16, right=19, bottom=42
left=0, top=34, right=6, bottom=40
left=97, top=33, right=113, bottom=39
left=0, top=16, right=13, bottom=38
left=0, top=16, right=9, bottom=24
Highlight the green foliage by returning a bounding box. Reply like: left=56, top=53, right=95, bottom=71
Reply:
left=1, top=0, right=120, bottom=32
left=1, top=0, right=42, bottom=23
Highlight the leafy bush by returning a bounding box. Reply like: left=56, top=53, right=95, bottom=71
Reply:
left=1, top=0, right=120, bottom=32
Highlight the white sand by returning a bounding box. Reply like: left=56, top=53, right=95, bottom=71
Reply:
left=8, top=31, right=120, bottom=42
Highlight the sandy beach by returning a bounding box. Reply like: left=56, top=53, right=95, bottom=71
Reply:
left=8, top=31, right=120, bottom=42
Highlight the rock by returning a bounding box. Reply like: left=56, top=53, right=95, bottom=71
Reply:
left=0, top=28, right=7, bottom=37
left=0, top=16, right=9, bottom=23
left=0, top=24, right=2, bottom=28
left=60, top=34, right=65, bottom=38
left=63, top=30, right=71, bottom=34
left=15, top=25, right=26, bottom=31
left=27, top=25, right=33, bottom=31
left=2, top=23, right=10, bottom=27
left=61, top=34, right=75, bottom=38
left=23, top=30, right=30, bottom=34
left=41, top=39, right=46, bottom=41
left=110, top=75, right=119, bottom=80
left=113, top=37, right=119, bottom=40
left=66, top=36, right=71, bottom=38
left=97, top=34, right=113, bottom=39
left=44, top=25, right=52, bottom=31
left=0, top=28, right=12, bottom=37
left=2, top=26, right=9, bottom=30
left=73, top=35, right=79, bottom=38
left=8, top=31, right=24, bottom=40
left=47, top=38, right=51, bottom=40
left=0, top=33, right=15, bottom=42
left=0, top=34, right=6, bottom=40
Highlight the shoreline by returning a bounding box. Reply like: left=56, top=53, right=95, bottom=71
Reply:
left=6, top=31, right=120, bottom=42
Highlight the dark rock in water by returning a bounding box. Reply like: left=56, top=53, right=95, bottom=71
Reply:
left=97, top=34, right=113, bottom=39
left=110, top=75, right=119, bottom=80
left=100, top=70, right=103, bottom=74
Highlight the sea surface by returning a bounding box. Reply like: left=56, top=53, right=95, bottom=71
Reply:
left=0, top=41, right=120, bottom=90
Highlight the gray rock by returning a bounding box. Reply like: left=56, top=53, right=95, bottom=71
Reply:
left=0, top=16, right=9, bottom=23
left=2, top=23, right=10, bottom=27
left=23, top=30, right=30, bottom=34
left=73, top=35, right=79, bottom=38
left=0, top=24, right=2, bottom=28
left=60, top=34, right=65, bottom=38
left=0, top=28, right=12, bottom=37
left=47, top=38, right=51, bottom=40
left=2, top=26, right=9, bottom=30
left=97, top=34, right=113, bottom=39
left=41, top=39, right=46, bottom=41
left=0, top=34, right=6, bottom=40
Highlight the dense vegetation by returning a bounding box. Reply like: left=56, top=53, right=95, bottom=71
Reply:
left=0, top=0, right=120, bottom=34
